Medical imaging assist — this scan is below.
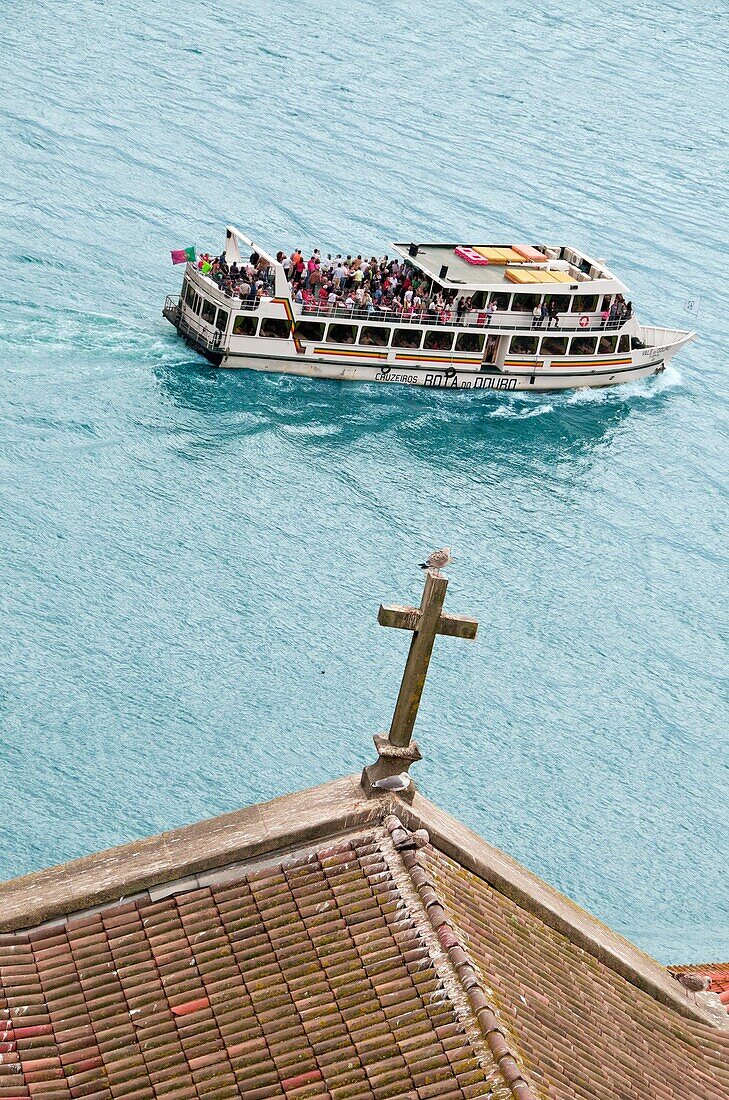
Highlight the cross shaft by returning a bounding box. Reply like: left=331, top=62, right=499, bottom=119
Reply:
left=383, top=572, right=477, bottom=747
left=361, top=570, right=478, bottom=797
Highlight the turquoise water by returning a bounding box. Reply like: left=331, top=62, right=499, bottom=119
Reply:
left=1, top=0, right=727, bottom=963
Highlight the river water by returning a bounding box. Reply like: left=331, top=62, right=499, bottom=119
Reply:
left=1, top=0, right=727, bottom=963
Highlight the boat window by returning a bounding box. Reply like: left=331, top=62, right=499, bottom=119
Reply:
left=544, top=294, right=570, bottom=315
left=510, top=335, right=539, bottom=355
left=392, top=328, right=422, bottom=349
left=201, top=299, right=216, bottom=325
left=424, top=330, right=454, bottom=351
left=184, top=281, right=196, bottom=310
left=455, top=332, right=485, bottom=353
left=260, top=317, right=291, bottom=339
left=359, top=326, right=391, bottom=347
left=295, top=321, right=325, bottom=342
left=233, top=315, right=258, bottom=336
left=618, top=334, right=630, bottom=352
left=598, top=335, right=618, bottom=354
left=569, top=337, right=598, bottom=355
left=470, top=291, right=487, bottom=310
left=490, top=292, right=512, bottom=310
left=327, top=323, right=357, bottom=344
left=540, top=336, right=568, bottom=356
left=512, top=294, right=541, bottom=312
left=215, top=308, right=228, bottom=332
left=570, top=295, right=599, bottom=313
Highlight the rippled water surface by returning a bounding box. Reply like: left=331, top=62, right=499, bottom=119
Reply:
left=1, top=0, right=727, bottom=962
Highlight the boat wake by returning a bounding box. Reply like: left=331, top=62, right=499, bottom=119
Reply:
left=565, top=364, right=683, bottom=404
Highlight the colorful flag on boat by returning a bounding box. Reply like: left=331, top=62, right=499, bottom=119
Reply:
left=170, top=246, right=196, bottom=265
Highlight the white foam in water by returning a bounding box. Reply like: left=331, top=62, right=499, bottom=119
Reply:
left=487, top=400, right=554, bottom=419
left=565, top=365, right=683, bottom=405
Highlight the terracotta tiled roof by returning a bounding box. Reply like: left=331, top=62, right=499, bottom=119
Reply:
left=0, top=829, right=519, bottom=1100
left=424, top=846, right=729, bottom=1100
left=0, top=782, right=726, bottom=1100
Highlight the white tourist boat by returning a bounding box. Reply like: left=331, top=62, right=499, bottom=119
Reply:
left=163, top=227, right=694, bottom=392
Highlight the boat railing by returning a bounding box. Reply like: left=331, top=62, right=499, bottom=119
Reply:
left=165, top=296, right=223, bottom=350
left=178, top=283, right=629, bottom=337
left=163, top=295, right=181, bottom=323
left=637, top=324, right=691, bottom=348
left=289, top=303, right=625, bottom=333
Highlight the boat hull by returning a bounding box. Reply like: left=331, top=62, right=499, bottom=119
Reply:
left=208, top=349, right=676, bottom=391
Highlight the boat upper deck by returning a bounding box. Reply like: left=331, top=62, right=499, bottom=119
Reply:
left=392, top=242, right=628, bottom=293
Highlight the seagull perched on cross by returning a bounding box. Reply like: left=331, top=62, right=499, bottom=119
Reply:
left=419, top=547, right=452, bottom=575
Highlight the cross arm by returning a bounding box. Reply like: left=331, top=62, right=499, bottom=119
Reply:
left=378, top=603, right=478, bottom=640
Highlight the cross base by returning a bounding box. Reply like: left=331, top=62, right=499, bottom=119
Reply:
left=360, top=734, right=422, bottom=803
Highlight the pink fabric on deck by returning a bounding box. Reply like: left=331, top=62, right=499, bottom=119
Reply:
left=455, top=246, right=490, bottom=266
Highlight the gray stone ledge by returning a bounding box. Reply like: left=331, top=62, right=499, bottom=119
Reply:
left=0, top=775, right=379, bottom=933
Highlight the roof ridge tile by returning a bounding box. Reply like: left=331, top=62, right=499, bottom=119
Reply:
left=384, top=814, right=539, bottom=1100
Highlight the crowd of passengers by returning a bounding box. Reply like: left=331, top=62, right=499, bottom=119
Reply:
left=196, top=251, right=276, bottom=302
left=281, top=249, right=468, bottom=322
left=197, top=248, right=632, bottom=330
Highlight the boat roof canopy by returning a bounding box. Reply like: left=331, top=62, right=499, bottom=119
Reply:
left=392, top=242, right=628, bottom=293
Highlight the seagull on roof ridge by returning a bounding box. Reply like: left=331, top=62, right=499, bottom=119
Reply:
left=419, top=547, right=452, bottom=574
left=674, top=972, right=712, bottom=999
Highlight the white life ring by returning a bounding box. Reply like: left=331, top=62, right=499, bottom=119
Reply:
left=579, top=315, right=590, bottom=328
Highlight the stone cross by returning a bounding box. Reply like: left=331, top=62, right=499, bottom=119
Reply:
left=361, top=570, right=478, bottom=798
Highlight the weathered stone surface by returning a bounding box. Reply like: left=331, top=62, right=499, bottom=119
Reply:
left=0, top=775, right=376, bottom=933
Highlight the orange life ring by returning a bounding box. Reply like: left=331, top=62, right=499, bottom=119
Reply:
left=579, top=315, right=590, bottom=328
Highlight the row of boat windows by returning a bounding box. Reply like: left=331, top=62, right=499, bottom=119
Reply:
left=511, top=333, right=631, bottom=356
left=234, top=316, right=631, bottom=356
left=185, top=283, right=229, bottom=330
left=182, top=286, right=630, bottom=356
left=467, top=292, right=607, bottom=313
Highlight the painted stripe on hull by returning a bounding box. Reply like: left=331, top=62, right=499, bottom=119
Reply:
left=313, top=346, right=389, bottom=359
left=273, top=297, right=304, bottom=354
left=505, top=357, right=632, bottom=369
left=394, top=354, right=480, bottom=365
